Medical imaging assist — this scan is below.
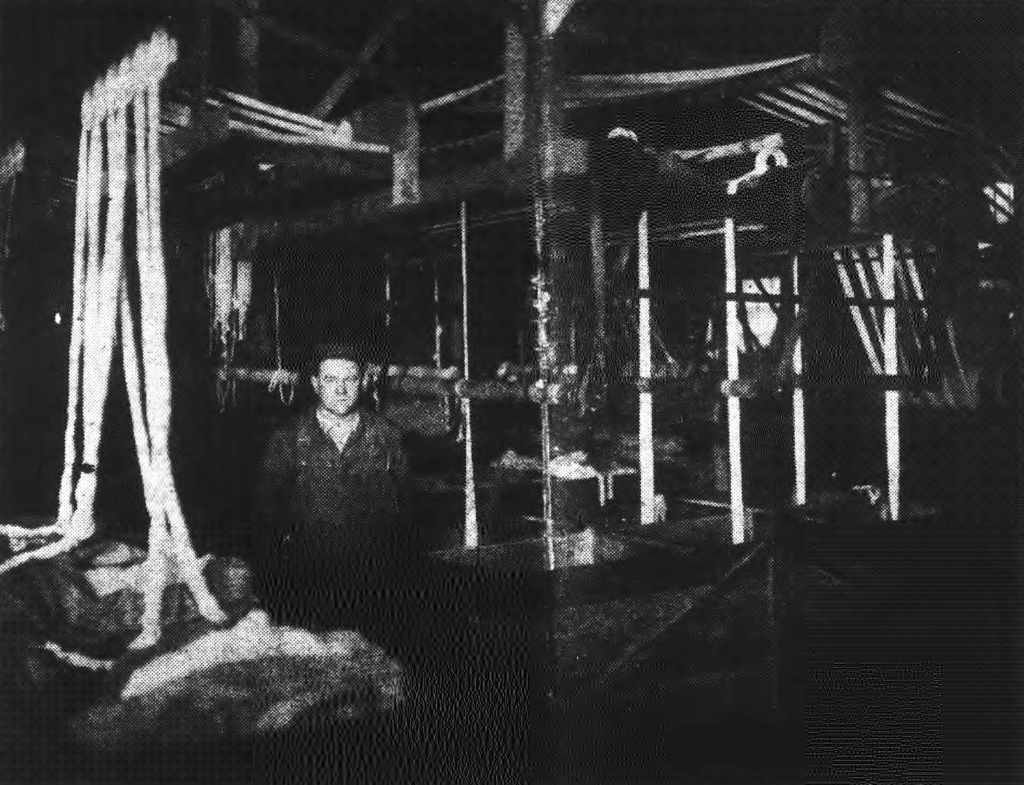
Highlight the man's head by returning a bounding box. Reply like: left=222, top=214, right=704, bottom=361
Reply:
left=310, top=343, right=365, bottom=417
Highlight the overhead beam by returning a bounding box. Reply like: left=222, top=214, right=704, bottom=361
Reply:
left=205, top=0, right=382, bottom=74
left=311, top=2, right=416, bottom=120
left=253, top=155, right=526, bottom=237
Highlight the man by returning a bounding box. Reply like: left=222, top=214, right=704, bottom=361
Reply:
left=252, top=342, right=411, bottom=628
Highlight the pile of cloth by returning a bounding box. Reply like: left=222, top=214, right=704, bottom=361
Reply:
left=0, top=539, right=405, bottom=756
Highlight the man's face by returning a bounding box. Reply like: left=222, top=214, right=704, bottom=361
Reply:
left=313, top=358, right=362, bottom=417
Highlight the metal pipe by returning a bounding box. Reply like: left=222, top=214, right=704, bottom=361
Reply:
left=460, top=201, right=478, bottom=548
left=724, top=215, right=745, bottom=544
left=882, top=234, right=900, bottom=521
left=638, top=210, right=656, bottom=525
left=792, top=253, right=806, bottom=506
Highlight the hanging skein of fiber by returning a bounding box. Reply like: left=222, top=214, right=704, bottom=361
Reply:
left=0, top=30, right=227, bottom=641
left=129, top=70, right=226, bottom=646
left=233, top=255, right=253, bottom=344
left=212, top=226, right=234, bottom=359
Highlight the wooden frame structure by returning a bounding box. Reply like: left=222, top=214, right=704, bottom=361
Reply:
left=163, top=0, right=1009, bottom=553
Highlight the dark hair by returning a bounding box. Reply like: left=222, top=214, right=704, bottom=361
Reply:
left=310, top=342, right=366, bottom=371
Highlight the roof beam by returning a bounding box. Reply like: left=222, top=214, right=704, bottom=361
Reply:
left=310, top=2, right=416, bottom=120
left=205, top=0, right=380, bottom=72
left=254, top=155, right=527, bottom=238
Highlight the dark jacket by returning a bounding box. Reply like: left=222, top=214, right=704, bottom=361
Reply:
left=253, top=409, right=411, bottom=574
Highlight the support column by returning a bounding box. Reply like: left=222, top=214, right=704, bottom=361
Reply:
left=529, top=1, right=576, bottom=543
left=724, top=216, right=745, bottom=543
left=638, top=211, right=655, bottom=525
left=237, top=0, right=260, bottom=97
left=586, top=183, right=607, bottom=413
left=392, top=95, right=420, bottom=205
left=823, top=1, right=870, bottom=233
left=503, top=21, right=527, bottom=160
left=792, top=254, right=807, bottom=506
left=882, top=233, right=900, bottom=520
left=847, top=86, right=870, bottom=232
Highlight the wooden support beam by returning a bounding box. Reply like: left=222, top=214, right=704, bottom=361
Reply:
left=236, top=0, right=260, bottom=97
left=392, top=95, right=420, bottom=205
left=504, top=21, right=528, bottom=159
left=253, top=155, right=526, bottom=237
left=311, top=3, right=415, bottom=120
left=206, top=0, right=369, bottom=69
left=822, top=1, right=871, bottom=231
left=587, top=181, right=607, bottom=410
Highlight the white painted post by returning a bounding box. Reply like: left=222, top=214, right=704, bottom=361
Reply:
left=724, top=216, right=745, bottom=543
left=792, top=254, right=806, bottom=506
left=461, top=202, right=478, bottom=547
left=638, top=211, right=656, bottom=525
left=882, top=234, right=900, bottom=521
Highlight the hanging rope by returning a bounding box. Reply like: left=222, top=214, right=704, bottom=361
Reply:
left=267, top=271, right=294, bottom=405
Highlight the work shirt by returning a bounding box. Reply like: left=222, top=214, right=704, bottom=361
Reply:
left=253, top=409, right=411, bottom=575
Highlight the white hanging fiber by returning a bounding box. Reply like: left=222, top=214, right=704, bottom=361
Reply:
left=268, top=272, right=294, bottom=405
left=233, top=256, right=253, bottom=343
left=213, top=226, right=234, bottom=359
left=0, top=29, right=226, bottom=642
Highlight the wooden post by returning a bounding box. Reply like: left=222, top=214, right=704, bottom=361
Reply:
left=461, top=202, right=478, bottom=548
left=847, top=87, right=870, bottom=231
left=882, top=233, right=899, bottom=520
left=530, top=0, right=569, bottom=549
left=724, top=216, right=745, bottom=543
left=638, top=211, right=656, bottom=525
left=237, top=0, right=260, bottom=97
left=822, top=2, right=870, bottom=232
left=504, top=21, right=527, bottom=160
left=392, top=95, right=420, bottom=205
left=588, top=182, right=607, bottom=413
left=792, top=253, right=806, bottom=506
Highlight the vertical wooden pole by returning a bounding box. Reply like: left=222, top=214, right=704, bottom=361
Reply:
left=724, top=216, right=745, bottom=543
left=237, top=0, right=260, bottom=97
left=461, top=202, right=478, bottom=548
left=638, top=211, right=655, bottom=525
left=392, top=95, right=420, bottom=205
left=882, top=233, right=899, bottom=521
left=530, top=0, right=566, bottom=558
left=588, top=183, right=607, bottom=413
left=503, top=21, right=528, bottom=160
left=433, top=260, right=442, bottom=369
left=792, top=254, right=807, bottom=506
left=847, top=89, right=869, bottom=232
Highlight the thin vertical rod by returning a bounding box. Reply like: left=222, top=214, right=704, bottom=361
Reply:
left=384, top=264, right=392, bottom=330
left=433, top=260, right=442, bottom=370
left=638, top=211, right=656, bottom=525
left=461, top=201, right=478, bottom=547
left=792, top=254, right=806, bottom=506
left=882, top=234, right=900, bottom=521
left=724, top=216, right=745, bottom=543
